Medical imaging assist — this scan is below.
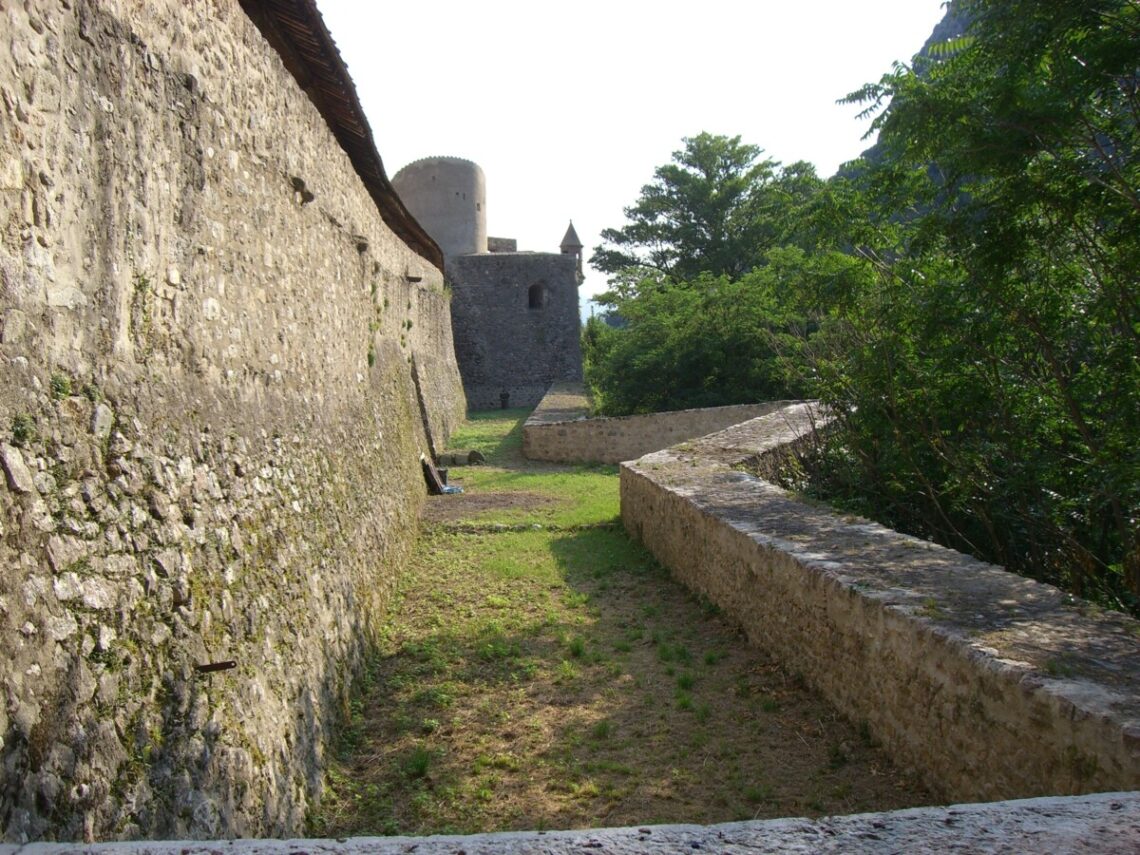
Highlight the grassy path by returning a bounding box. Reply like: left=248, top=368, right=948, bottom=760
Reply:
left=311, top=410, right=931, bottom=835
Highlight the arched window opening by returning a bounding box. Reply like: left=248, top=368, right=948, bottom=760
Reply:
left=528, top=283, right=545, bottom=309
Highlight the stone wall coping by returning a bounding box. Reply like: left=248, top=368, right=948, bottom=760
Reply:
left=523, top=382, right=592, bottom=424
left=522, top=386, right=805, bottom=465
left=9, top=793, right=1139, bottom=854
left=652, top=399, right=826, bottom=463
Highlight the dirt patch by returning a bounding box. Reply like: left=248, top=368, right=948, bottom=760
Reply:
left=420, top=491, right=560, bottom=524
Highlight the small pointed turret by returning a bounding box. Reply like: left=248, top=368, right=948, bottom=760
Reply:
left=560, top=220, right=584, bottom=283
left=560, top=221, right=583, bottom=253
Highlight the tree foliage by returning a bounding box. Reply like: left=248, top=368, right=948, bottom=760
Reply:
left=584, top=0, right=1139, bottom=612
left=590, top=133, right=821, bottom=295
left=584, top=133, right=821, bottom=414
left=583, top=256, right=811, bottom=414
left=811, top=0, right=1140, bottom=607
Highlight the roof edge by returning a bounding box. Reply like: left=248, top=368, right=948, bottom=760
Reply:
left=238, top=0, right=444, bottom=272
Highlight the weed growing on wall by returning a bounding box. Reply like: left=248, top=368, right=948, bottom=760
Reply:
left=129, top=272, right=154, bottom=352
left=11, top=413, right=37, bottom=447
left=50, top=372, right=72, bottom=400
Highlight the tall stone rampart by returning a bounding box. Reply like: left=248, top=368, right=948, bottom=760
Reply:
left=1, top=0, right=464, bottom=841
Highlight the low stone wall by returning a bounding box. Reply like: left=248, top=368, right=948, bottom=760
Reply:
left=523, top=384, right=792, bottom=464
left=621, top=404, right=1140, bottom=803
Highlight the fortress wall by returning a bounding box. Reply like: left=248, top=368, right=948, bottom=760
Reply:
left=448, top=253, right=581, bottom=412
left=622, top=405, right=1140, bottom=803
left=1, top=0, right=464, bottom=841
left=486, top=237, right=516, bottom=253
left=522, top=383, right=791, bottom=464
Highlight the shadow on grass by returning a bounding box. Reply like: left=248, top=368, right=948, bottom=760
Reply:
left=315, top=523, right=930, bottom=837
left=454, top=407, right=531, bottom=467
left=313, top=430, right=933, bottom=837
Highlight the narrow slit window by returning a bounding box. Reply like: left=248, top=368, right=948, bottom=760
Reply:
left=528, top=283, right=545, bottom=309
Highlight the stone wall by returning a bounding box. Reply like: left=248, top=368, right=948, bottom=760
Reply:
left=1, top=0, right=464, bottom=842
left=448, top=253, right=581, bottom=412
left=486, top=237, right=516, bottom=253
left=622, top=405, right=1140, bottom=803
left=522, top=383, right=792, bottom=464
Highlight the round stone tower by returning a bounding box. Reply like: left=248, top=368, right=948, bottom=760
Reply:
left=391, top=157, right=488, bottom=257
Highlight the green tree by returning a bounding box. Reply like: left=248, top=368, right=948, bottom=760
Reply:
left=584, top=263, right=809, bottom=415
left=590, top=133, right=820, bottom=296
left=584, top=133, right=822, bottom=415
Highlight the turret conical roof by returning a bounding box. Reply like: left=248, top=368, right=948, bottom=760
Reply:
left=560, top=221, right=583, bottom=251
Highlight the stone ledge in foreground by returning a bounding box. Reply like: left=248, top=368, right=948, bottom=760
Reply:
left=10, top=792, right=1140, bottom=854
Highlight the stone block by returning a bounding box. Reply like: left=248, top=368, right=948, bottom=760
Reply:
left=1, top=443, right=36, bottom=493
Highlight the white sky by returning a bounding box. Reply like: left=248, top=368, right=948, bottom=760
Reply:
left=315, top=1, right=948, bottom=303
